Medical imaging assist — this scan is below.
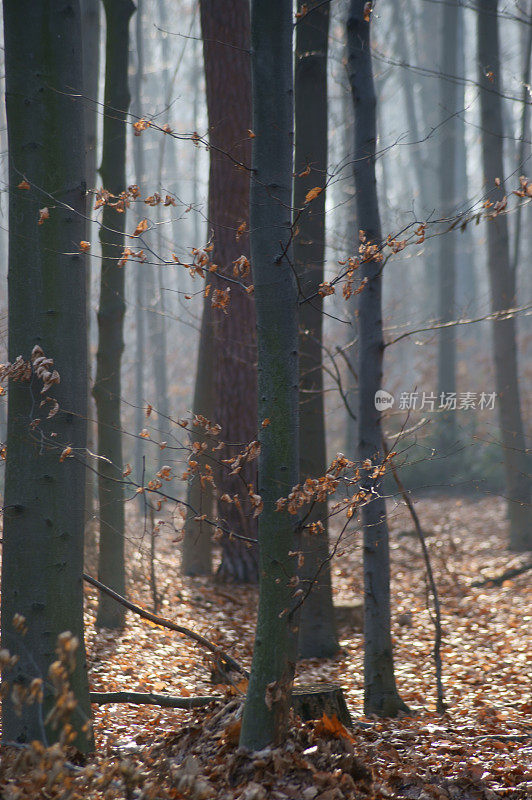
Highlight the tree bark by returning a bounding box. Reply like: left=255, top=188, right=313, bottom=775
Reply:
left=477, top=0, right=531, bottom=552
left=81, top=0, right=100, bottom=564
left=436, top=0, right=459, bottom=456
left=93, top=0, right=135, bottom=628
left=132, top=0, right=147, bottom=495
left=1, top=0, right=93, bottom=750
left=239, top=0, right=299, bottom=750
left=294, top=0, right=339, bottom=659
left=347, top=0, right=409, bottom=717
left=198, top=0, right=259, bottom=583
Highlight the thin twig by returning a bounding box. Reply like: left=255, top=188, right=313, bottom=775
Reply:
left=90, top=691, right=219, bottom=709
left=83, top=573, right=249, bottom=678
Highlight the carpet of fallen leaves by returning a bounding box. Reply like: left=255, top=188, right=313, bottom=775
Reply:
left=1, top=494, right=531, bottom=799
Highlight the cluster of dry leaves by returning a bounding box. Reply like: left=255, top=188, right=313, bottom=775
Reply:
left=1, top=495, right=531, bottom=799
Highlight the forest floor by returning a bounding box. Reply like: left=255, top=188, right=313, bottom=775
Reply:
left=1, top=494, right=531, bottom=799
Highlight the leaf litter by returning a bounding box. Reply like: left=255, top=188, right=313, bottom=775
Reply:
left=1, top=495, right=531, bottom=798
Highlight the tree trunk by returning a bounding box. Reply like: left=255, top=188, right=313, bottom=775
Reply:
left=347, top=0, right=409, bottom=717
left=93, top=0, right=135, bottom=628
left=239, top=0, right=299, bottom=750
left=197, top=0, right=259, bottom=583
left=81, top=0, right=100, bottom=565
left=182, top=302, right=215, bottom=575
left=132, top=0, right=147, bottom=494
left=1, top=0, right=93, bottom=750
left=477, top=0, right=531, bottom=552
left=436, top=0, right=459, bottom=456
left=294, top=0, right=339, bottom=659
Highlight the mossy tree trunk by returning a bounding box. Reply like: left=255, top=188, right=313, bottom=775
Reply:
left=477, top=0, right=531, bottom=552
left=93, top=0, right=135, bottom=628
left=294, top=0, right=339, bottom=659
left=239, top=0, right=299, bottom=750
left=347, top=0, right=408, bottom=717
left=1, top=0, right=93, bottom=751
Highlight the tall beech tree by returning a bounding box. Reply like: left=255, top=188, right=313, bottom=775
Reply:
left=81, top=0, right=100, bottom=552
left=183, top=0, right=258, bottom=581
left=1, top=0, right=93, bottom=749
left=477, top=0, right=531, bottom=551
left=93, top=0, right=135, bottom=628
left=347, top=0, right=408, bottom=716
left=294, top=0, right=339, bottom=658
left=239, top=0, right=299, bottom=749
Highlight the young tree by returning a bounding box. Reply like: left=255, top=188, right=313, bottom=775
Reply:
left=294, top=0, right=339, bottom=658
left=93, top=0, right=135, bottom=627
left=239, top=0, right=299, bottom=749
left=477, top=0, right=531, bottom=551
left=347, top=0, right=408, bottom=716
left=132, top=0, right=147, bottom=493
left=1, top=0, right=93, bottom=750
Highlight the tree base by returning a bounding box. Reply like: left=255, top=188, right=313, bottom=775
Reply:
left=334, top=603, right=363, bottom=633
left=292, top=682, right=353, bottom=729
left=364, top=691, right=411, bottom=718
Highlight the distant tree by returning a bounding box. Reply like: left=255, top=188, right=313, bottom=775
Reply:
left=436, top=0, right=459, bottom=457
left=477, top=0, right=531, bottom=552
left=183, top=0, right=259, bottom=582
left=347, top=0, right=409, bottom=716
left=294, top=0, right=339, bottom=659
left=239, top=0, right=298, bottom=749
left=93, top=0, right=135, bottom=627
left=1, top=0, right=93, bottom=749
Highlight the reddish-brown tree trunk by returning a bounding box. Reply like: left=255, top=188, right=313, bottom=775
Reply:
left=200, top=0, right=258, bottom=581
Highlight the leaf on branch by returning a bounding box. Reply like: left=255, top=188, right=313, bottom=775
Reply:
left=59, top=446, right=73, bottom=462
left=318, top=282, right=335, bottom=297
left=304, top=186, right=323, bottom=204
left=132, top=218, right=149, bottom=237
left=133, top=118, right=151, bottom=136
left=79, top=241, right=91, bottom=252
left=38, top=207, right=50, bottom=225
left=17, top=179, right=30, bottom=190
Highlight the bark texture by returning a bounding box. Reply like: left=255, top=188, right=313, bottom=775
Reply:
left=92, top=0, right=135, bottom=628
left=202, top=0, right=258, bottom=582
left=239, top=0, right=299, bottom=750
left=1, top=0, right=93, bottom=750
left=477, top=0, right=531, bottom=552
left=294, top=0, right=339, bottom=659
left=347, top=0, right=408, bottom=717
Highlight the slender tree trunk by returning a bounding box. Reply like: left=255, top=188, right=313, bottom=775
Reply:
left=239, top=0, right=298, bottom=750
left=477, top=0, right=531, bottom=551
left=347, top=0, right=409, bottom=716
left=1, top=0, right=93, bottom=750
left=454, top=5, right=476, bottom=315
left=436, top=0, right=459, bottom=455
left=93, top=0, right=135, bottom=628
left=294, top=0, right=339, bottom=659
left=81, top=0, right=100, bottom=563
left=132, top=0, right=147, bottom=493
